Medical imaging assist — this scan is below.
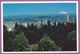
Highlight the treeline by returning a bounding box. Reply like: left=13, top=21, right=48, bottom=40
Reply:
left=3, top=21, right=76, bottom=51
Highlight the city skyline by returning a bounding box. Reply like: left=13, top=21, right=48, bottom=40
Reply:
left=3, top=3, right=76, bottom=16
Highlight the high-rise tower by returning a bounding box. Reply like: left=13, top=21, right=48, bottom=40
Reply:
left=65, top=14, right=69, bottom=23
left=72, top=18, right=75, bottom=23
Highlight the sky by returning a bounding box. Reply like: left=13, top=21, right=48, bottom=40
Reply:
left=3, top=3, right=76, bottom=16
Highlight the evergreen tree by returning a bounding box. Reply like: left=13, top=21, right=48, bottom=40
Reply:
left=25, top=23, right=40, bottom=44
left=9, top=32, right=29, bottom=51
left=3, top=25, right=9, bottom=51
left=14, top=22, right=20, bottom=35
left=62, top=30, right=76, bottom=51
left=38, top=34, right=60, bottom=51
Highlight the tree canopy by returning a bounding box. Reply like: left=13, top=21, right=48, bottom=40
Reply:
left=38, top=34, right=60, bottom=51
left=9, top=32, right=29, bottom=51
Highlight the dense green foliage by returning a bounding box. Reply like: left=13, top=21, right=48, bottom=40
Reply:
left=4, top=31, right=29, bottom=51
left=3, top=22, right=77, bottom=51
left=10, top=32, right=29, bottom=51
left=62, top=30, right=76, bottom=51
left=38, top=34, right=60, bottom=51
left=67, top=30, right=76, bottom=41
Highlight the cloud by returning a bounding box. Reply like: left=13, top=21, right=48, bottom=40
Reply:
left=58, top=11, right=68, bottom=14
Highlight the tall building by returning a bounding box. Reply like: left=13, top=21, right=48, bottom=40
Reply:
left=45, top=19, right=48, bottom=25
left=72, top=18, right=75, bottom=23
left=42, top=19, right=47, bottom=25
left=65, top=14, right=69, bottom=23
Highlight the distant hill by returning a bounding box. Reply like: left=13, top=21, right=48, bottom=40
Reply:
left=3, top=14, right=76, bottom=22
